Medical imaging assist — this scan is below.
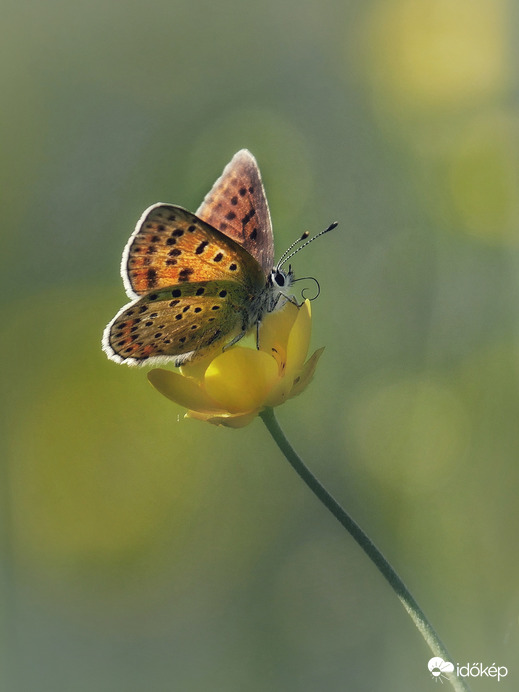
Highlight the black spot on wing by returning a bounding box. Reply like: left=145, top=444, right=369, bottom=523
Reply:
left=146, top=269, right=157, bottom=288
left=241, top=207, right=256, bottom=228
left=196, top=240, right=209, bottom=254
left=178, top=267, right=194, bottom=281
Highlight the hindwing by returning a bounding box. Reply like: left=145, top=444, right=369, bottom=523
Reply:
left=103, top=281, right=255, bottom=366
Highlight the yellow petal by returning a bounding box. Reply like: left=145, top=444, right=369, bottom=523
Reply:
left=289, top=347, right=325, bottom=399
left=263, top=374, right=293, bottom=408
left=216, top=411, right=259, bottom=427
left=264, top=344, right=324, bottom=409
left=187, top=410, right=260, bottom=428
left=147, top=369, right=223, bottom=413
left=259, top=301, right=299, bottom=364
left=179, top=349, right=218, bottom=380
left=286, top=299, right=312, bottom=371
left=261, top=301, right=314, bottom=407
left=204, top=347, right=279, bottom=413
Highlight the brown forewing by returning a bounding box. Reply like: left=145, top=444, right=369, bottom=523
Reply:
left=195, top=149, right=274, bottom=275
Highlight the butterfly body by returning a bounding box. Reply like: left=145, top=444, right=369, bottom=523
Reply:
left=103, top=151, right=293, bottom=366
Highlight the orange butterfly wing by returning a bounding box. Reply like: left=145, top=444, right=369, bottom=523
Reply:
left=122, top=204, right=264, bottom=299
left=195, top=149, right=274, bottom=275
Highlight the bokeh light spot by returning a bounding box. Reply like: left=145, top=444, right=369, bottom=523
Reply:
left=448, top=112, right=519, bottom=244
left=360, top=0, right=509, bottom=117
left=348, top=374, right=470, bottom=494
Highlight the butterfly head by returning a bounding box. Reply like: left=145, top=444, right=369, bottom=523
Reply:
left=267, top=221, right=338, bottom=311
left=266, top=264, right=295, bottom=312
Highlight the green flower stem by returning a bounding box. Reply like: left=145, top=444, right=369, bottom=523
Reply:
left=259, top=406, right=471, bottom=692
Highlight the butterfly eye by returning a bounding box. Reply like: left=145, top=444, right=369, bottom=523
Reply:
left=272, top=270, right=286, bottom=287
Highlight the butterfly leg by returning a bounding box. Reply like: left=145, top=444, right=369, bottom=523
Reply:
left=256, top=319, right=261, bottom=349
left=270, top=292, right=299, bottom=312
left=222, top=327, right=248, bottom=352
left=287, top=295, right=302, bottom=307
left=279, top=293, right=302, bottom=308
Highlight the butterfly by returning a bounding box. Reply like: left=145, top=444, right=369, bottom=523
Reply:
left=102, top=149, right=296, bottom=367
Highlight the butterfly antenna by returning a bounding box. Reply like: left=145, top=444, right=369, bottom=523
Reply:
left=276, top=231, right=310, bottom=269
left=277, top=222, right=338, bottom=270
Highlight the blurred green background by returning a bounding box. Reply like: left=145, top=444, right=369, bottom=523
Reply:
left=2, top=0, right=518, bottom=690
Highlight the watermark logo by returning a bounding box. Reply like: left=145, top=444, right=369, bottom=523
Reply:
left=428, top=657, right=454, bottom=683
left=427, top=657, right=509, bottom=683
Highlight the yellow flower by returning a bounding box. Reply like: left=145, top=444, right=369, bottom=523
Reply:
left=147, top=300, right=324, bottom=427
